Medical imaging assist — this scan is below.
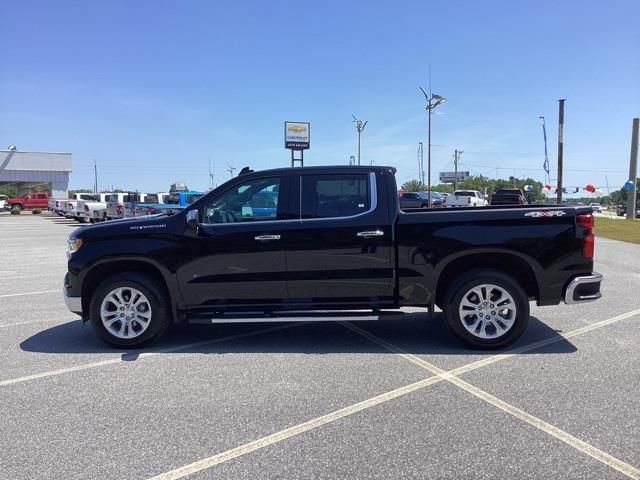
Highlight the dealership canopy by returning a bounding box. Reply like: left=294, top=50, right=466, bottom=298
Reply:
left=0, top=150, right=72, bottom=197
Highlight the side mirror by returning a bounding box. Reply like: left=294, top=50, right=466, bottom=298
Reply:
left=186, top=209, right=199, bottom=228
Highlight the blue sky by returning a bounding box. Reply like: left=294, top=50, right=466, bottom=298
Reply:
left=2, top=0, right=639, bottom=194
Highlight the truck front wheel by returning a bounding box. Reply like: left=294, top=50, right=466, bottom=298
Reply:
left=443, top=270, right=529, bottom=349
left=12, top=204, right=22, bottom=211
left=89, top=273, right=171, bottom=348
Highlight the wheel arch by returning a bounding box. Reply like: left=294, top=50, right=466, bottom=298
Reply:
left=434, top=251, right=542, bottom=308
left=80, top=258, right=182, bottom=322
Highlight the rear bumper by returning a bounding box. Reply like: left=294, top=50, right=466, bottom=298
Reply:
left=564, top=272, right=603, bottom=304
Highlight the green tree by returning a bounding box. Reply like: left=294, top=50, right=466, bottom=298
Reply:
left=401, top=180, right=426, bottom=192
left=0, top=186, right=17, bottom=197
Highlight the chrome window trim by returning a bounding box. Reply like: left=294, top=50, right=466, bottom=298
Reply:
left=298, top=171, right=377, bottom=222
left=200, top=172, right=378, bottom=227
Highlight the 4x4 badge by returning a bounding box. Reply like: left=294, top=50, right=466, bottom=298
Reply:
left=524, top=211, right=566, bottom=217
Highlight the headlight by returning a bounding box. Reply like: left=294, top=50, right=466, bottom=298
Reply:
left=66, top=238, right=83, bottom=258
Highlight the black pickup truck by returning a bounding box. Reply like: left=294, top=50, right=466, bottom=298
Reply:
left=63, top=165, right=602, bottom=349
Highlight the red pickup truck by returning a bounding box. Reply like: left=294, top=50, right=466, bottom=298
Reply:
left=6, top=192, right=50, bottom=211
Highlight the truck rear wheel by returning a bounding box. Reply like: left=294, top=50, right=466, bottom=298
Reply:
left=89, top=273, right=171, bottom=348
left=443, top=270, right=529, bottom=349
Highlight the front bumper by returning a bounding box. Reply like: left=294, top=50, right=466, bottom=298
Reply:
left=63, top=288, right=83, bottom=315
left=564, top=272, right=603, bottom=304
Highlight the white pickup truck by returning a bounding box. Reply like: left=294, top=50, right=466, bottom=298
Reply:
left=443, top=190, right=487, bottom=207
left=76, top=193, right=113, bottom=223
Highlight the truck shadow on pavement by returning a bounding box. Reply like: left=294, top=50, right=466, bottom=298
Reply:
left=20, top=313, right=577, bottom=358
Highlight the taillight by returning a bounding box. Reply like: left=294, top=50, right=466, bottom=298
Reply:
left=116, top=204, right=123, bottom=215
left=84, top=205, right=89, bottom=211
left=577, top=214, right=595, bottom=259
left=148, top=207, right=156, bottom=214
left=467, top=197, right=471, bottom=204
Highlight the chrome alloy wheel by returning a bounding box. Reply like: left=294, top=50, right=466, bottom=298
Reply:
left=100, top=287, right=152, bottom=339
left=458, top=284, right=516, bottom=339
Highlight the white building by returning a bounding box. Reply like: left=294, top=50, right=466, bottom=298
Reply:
left=0, top=150, right=72, bottom=197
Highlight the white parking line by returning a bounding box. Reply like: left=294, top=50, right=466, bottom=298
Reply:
left=144, top=308, right=640, bottom=480
left=147, top=376, right=445, bottom=480
left=0, top=319, right=66, bottom=329
left=342, top=320, right=640, bottom=479
left=0, top=290, right=59, bottom=298
left=0, top=323, right=301, bottom=387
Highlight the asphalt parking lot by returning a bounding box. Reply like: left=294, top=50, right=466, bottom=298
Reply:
left=1, top=212, right=639, bottom=480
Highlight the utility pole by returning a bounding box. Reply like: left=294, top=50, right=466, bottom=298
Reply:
left=556, top=99, right=566, bottom=204
left=626, top=117, right=639, bottom=220
left=93, top=160, right=98, bottom=194
left=453, top=149, right=463, bottom=191
left=352, top=115, right=368, bottom=166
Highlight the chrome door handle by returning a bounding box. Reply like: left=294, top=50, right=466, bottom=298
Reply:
left=254, top=234, right=281, bottom=242
left=356, top=230, right=384, bottom=238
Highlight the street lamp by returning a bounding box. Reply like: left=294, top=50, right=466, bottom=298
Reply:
left=419, top=88, right=446, bottom=207
left=352, top=115, right=368, bottom=166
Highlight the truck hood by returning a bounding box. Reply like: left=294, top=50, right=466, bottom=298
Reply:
left=71, top=213, right=181, bottom=240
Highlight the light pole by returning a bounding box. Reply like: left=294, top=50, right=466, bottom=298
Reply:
left=352, top=115, right=368, bottom=166
left=417, top=142, right=424, bottom=186
left=419, top=88, right=446, bottom=207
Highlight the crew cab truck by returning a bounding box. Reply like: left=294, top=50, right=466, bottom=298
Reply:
left=63, top=165, right=602, bottom=349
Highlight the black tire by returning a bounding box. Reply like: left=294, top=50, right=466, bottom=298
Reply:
left=420, top=204, right=428, bottom=208
left=443, top=269, right=529, bottom=349
left=89, top=273, right=171, bottom=348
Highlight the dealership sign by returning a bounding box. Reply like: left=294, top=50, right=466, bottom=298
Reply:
left=284, top=122, right=310, bottom=150
left=439, top=171, right=469, bottom=183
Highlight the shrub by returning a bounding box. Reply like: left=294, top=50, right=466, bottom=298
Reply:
left=32, top=208, right=42, bottom=215
left=10, top=208, right=21, bottom=215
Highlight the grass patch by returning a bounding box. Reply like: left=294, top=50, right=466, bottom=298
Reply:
left=594, top=217, right=640, bottom=244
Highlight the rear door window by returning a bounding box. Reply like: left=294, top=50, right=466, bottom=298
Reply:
left=300, top=173, right=370, bottom=219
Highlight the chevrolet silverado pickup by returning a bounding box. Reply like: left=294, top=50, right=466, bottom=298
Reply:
left=63, top=165, right=602, bottom=349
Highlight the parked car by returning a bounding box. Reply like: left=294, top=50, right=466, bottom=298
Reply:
left=5, top=191, right=49, bottom=211
left=64, top=165, right=601, bottom=350
left=589, top=203, right=601, bottom=212
left=64, top=200, right=81, bottom=219
left=48, top=198, right=67, bottom=215
left=399, top=192, right=429, bottom=209
left=106, top=193, right=146, bottom=220
left=444, top=190, right=487, bottom=207
left=616, top=202, right=640, bottom=217
left=77, top=194, right=113, bottom=223
left=490, top=188, right=527, bottom=206
left=419, top=192, right=444, bottom=207
left=0, top=194, right=8, bottom=210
